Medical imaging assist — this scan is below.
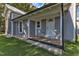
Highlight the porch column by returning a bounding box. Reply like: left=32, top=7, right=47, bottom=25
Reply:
left=60, top=3, right=64, bottom=50
left=28, top=20, right=30, bottom=38
left=73, top=3, right=76, bottom=42
left=5, top=18, right=8, bottom=35
left=5, top=10, right=11, bottom=35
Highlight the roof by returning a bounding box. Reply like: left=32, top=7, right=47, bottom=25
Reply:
left=12, top=3, right=57, bottom=21
left=5, top=4, right=26, bottom=15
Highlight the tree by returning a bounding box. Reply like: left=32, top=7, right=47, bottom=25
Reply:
left=8, top=3, right=36, bottom=12
left=0, top=4, right=5, bottom=32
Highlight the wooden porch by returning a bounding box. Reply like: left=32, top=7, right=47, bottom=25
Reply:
left=28, top=36, right=62, bottom=48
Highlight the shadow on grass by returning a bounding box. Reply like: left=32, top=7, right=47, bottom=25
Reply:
left=0, top=36, right=55, bottom=56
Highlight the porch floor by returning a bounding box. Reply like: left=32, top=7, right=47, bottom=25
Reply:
left=28, top=36, right=62, bottom=47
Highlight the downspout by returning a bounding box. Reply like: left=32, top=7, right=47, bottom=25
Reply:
left=61, top=3, right=64, bottom=52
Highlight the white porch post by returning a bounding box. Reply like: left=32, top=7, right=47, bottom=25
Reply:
left=5, top=11, right=11, bottom=35
left=28, top=20, right=30, bottom=38
left=73, top=3, right=76, bottom=42
left=60, top=5, right=62, bottom=44
left=5, top=19, right=8, bottom=35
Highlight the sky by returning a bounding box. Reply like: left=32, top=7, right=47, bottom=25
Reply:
left=32, top=3, right=45, bottom=8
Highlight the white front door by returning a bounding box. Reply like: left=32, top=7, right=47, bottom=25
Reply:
left=46, top=19, right=56, bottom=38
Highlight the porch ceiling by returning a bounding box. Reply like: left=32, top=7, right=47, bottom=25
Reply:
left=12, top=3, right=71, bottom=21
left=11, top=3, right=57, bottom=21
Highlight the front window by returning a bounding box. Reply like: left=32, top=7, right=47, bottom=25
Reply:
left=77, top=6, right=79, bottom=17
left=37, top=21, right=40, bottom=28
left=19, top=22, right=23, bottom=32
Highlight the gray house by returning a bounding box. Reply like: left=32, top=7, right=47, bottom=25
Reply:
left=5, top=3, right=76, bottom=47
left=4, top=4, right=26, bottom=35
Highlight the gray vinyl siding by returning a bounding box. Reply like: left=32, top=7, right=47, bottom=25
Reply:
left=13, top=22, right=17, bottom=35
left=30, top=20, right=35, bottom=37
left=12, top=20, right=28, bottom=37
left=41, top=19, right=46, bottom=36
left=17, top=21, right=24, bottom=37
left=12, top=21, right=24, bottom=37
left=8, top=21, right=11, bottom=34
left=15, top=22, right=19, bottom=35
left=64, top=10, right=74, bottom=41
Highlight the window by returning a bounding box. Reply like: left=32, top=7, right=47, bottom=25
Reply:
left=77, top=7, right=79, bottom=17
left=19, top=22, right=23, bottom=32
left=77, top=6, right=79, bottom=20
left=49, top=19, right=53, bottom=22
left=37, top=21, right=40, bottom=28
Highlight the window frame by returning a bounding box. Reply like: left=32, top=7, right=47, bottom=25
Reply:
left=77, top=6, right=79, bottom=19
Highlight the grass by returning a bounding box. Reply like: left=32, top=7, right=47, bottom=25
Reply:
left=0, top=34, right=79, bottom=56
left=64, top=36, right=79, bottom=56
left=0, top=35, right=55, bottom=56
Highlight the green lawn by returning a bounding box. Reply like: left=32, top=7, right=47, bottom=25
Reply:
left=0, top=34, right=79, bottom=56
left=0, top=35, right=54, bottom=56
left=64, top=36, right=79, bottom=56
